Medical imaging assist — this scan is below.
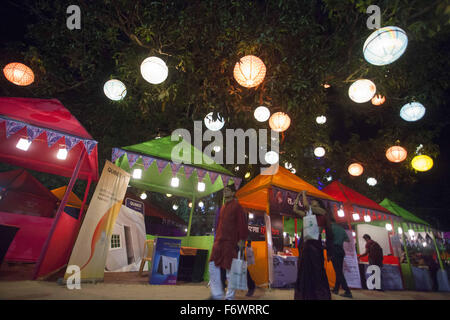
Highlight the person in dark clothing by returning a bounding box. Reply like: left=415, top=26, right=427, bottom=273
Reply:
left=220, top=268, right=227, bottom=289
left=329, top=217, right=352, bottom=298
left=359, top=234, right=384, bottom=290
left=246, top=240, right=256, bottom=297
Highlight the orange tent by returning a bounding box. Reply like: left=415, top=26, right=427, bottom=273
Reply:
left=236, top=166, right=337, bottom=287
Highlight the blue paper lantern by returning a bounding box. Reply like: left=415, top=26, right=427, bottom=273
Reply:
left=400, top=102, right=426, bottom=122
left=363, top=26, right=408, bottom=66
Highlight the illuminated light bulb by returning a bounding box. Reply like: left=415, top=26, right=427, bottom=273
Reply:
left=132, top=169, right=142, bottom=179
left=352, top=213, right=360, bottom=221
left=367, top=177, right=377, bottom=186
left=245, top=172, right=251, bottom=179
left=173, top=204, right=179, bottom=210
left=16, top=138, right=31, bottom=151
left=408, top=229, right=415, bottom=237
left=57, top=148, right=68, bottom=160
left=249, top=213, right=254, bottom=219
left=386, top=223, right=393, bottom=231
left=140, top=192, right=147, bottom=200
left=283, top=232, right=287, bottom=237
left=316, top=115, right=326, bottom=124
left=352, top=231, right=356, bottom=237
left=235, top=166, right=239, bottom=171
left=171, top=177, right=180, bottom=188
left=198, top=201, right=204, bottom=208
left=422, top=242, right=427, bottom=247
left=213, top=145, right=221, bottom=152
left=166, top=193, right=172, bottom=197
left=337, top=209, right=345, bottom=217
left=197, top=181, right=206, bottom=192
left=398, top=227, right=403, bottom=235
left=364, top=215, right=371, bottom=222
left=314, top=147, right=326, bottom=157
left=184, top=228, right=188, bottom=232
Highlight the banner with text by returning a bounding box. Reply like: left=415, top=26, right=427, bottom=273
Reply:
left=64, top=161, right=130, bottom=281
left=343, top=230, right=362, bottom=289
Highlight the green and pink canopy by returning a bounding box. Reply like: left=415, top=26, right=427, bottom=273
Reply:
left=112, top=136, right=239, bottom=199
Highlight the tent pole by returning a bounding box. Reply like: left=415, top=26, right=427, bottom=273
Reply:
left=33, top=148, right=86, bottom=280
left=294, top=218, right=297, bottom=248
left=78, top=175, right=92, bottom=222
left=186, top=194, right=195, bottom=238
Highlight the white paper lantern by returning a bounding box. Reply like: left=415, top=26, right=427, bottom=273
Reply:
left=103, top=79, right=127, bottom=101
left=265, top=151, right=279, bottom=164
left=363, top=26, right=408, bottom=66
left=140, top=56, right=168, bottom=84
left=314, top=147, right=325, bottom=157
left=284, top=162, right=293, bottom=170
left=316, top=115, right=326, bottom=124
left=367, top=177, right=377, bottom=186
left=254, top=106, right=271, bottom=122
left=204, top=112, right=225, bottom=131
left=348, top=79, right=376, bottom=103
left=400, top=102, right=426, bottom=122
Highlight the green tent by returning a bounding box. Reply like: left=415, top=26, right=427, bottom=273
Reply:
left=379, top=198, right=430, bottom=226
left=113, top=136, right=237, bottom=199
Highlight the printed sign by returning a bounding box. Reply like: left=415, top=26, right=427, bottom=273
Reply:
left=149, top=237, right=182, bottom=285
left=125, top=197, right=144, bottom=215
left=343, top=230, right=362, bottom=288
left=272, top=255, right=298, bottom=288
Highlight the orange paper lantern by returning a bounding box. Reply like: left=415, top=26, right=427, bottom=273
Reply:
left=371, top=94, right=386, bottom=106
left=3, top=62, right=34, bottom=86
left=348, top=163, right=364, bottom=176
left=386, top=146, right=407, bottom=163
left=233, top=55, right=266, bottom=88
left=269, top=112, right=291, bottom=132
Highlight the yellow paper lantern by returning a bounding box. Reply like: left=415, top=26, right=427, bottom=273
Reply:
left=371, top=94, right=386, bottom=106
left=411, top=155, right=433, bottom=172
left=348, top=163, right=364, bottom=176
left=386, top=146, right=407, bottom=163
left=233, top=55, right=266, bottom=88
left=269, top=112, right=291, bottom=132
left=3, top=62, right=34, bottom=86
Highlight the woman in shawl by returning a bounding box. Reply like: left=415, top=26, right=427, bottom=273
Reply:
left=293, top=190, right=333, bottom=300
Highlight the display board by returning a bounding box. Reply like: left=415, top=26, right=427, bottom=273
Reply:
left=149, top=237, right=182, bottom=285
left=356, top=224, right=391, bottom=255
left=125, top=198, right=144, bottom=215
left=343, top=230, right=362, bottom=288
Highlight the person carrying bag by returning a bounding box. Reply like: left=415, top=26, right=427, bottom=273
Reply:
left=303, top=206, right=320, bottom=241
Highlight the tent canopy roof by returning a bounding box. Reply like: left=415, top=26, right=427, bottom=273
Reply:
left=116, top=136, right=235, bottom=199
left=51, top=186, right=83, bottom=208
left=0, top=169, right=58, bottom=201
left=322, top=181, right=391, bottom=214
left=380, top=198, right=430, bottom=226
left=236, top=166, right=336, bottom=211
left=0, top=97, right=98, bottom=181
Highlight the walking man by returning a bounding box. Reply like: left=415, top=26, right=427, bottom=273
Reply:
left=208, top=183, right=248, bottom=300
left=329, top=219, right=352, bottom=298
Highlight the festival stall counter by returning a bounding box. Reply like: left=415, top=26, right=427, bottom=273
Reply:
left=111, top=136, right=240, bottom=283
left=323, top=182, right=405, bottom=290
left=236, top=166, right=348, bottom=289
left=0, top=97, right=99, bottom=280
left=380, top=198, right=450, bottom=292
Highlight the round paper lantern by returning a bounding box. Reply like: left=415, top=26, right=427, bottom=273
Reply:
left=400, top=102, right=426, bottom=122
left=316, top=115, right=326, bottom=124
left=411, top=155, right=433, bottom=172
left=140, top=56, right=168, bottom=84
left=371, top=94, right=386, bottom=106
left=254, top=106, right=270, bottom=122
left=348, top=163, right=364, bottom=176
left=103, top=79, right=127, bottom=101
left=284, top=162, right=293, bottom=170
left=348, top=79, right=376, bottom=103
left=386, top=146, right=407, bottom=163
left=264, top=151, right=279, bottom=164
left=204, top=112, right=225, bottom=131
left=363, top=26, right=408, bottom=66
left=314, top=147, right=325, bottom=157
left=233, top=55, right=266, bottom=88
left=269, top=112, right=291, bottom=132
left=367, top=177, right=377, bottom=186
left=3, top=62, right=34, bottom=86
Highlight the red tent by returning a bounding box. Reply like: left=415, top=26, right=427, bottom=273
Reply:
left=0, top=97, right=99, bottom=278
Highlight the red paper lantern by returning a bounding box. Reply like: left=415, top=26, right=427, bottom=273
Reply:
left=233, top=55, right=266, bottom=88
left=348, top=163, right=364, bottom=176
left=3, top=62, right=34, bottom=86
left=386, top=146, right=407, bottom=163
left=371, top=94, right=386, bottom=106
left=269, top=112, right=291, bottom=132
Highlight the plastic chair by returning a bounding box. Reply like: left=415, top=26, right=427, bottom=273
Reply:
left=138, top=239, right=154, bottom=276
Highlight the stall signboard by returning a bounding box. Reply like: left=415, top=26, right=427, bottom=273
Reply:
left=272, top=255, right=298, bottom=288
left=149, top=237, right=182, bottom=285
left=343, top=230, right=362, bottom=289
left=125, top=198, right=144, bottom=215
left=248, top=211, right=282, bottom=244
left=64, top=161, right=130, bottom=282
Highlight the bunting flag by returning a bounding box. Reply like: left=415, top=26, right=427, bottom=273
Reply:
left=142, top=156, right=154, bottom=170
left=196, top=169, right=207, bottom=182
left=183, top=165, right=195, bottom=180
left=126, top=153, right=139, bottom=168
left=156, top=159, right=168, bottom=173
left=1, top=116, right=98, bottom=155
left=170, top=162, right=182, bottom=177
left=111, top=148, right=126, bottom=163
left=209, top=171, right=219, bottom=185
left=6, top=120, right=25, bottom=138
left=221, top=175, right=231, bottom=187
left=27, top=126, right=44, bottom=142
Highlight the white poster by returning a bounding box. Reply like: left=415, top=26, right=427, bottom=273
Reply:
left=264, top=214, right=274, bottom=286
left=343, top=230, right=362, bottom=288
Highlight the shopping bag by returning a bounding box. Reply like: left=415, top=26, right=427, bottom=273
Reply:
left=229, top=251, right=248, bottom=291
left=303, top=207, right=319, bottom=241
